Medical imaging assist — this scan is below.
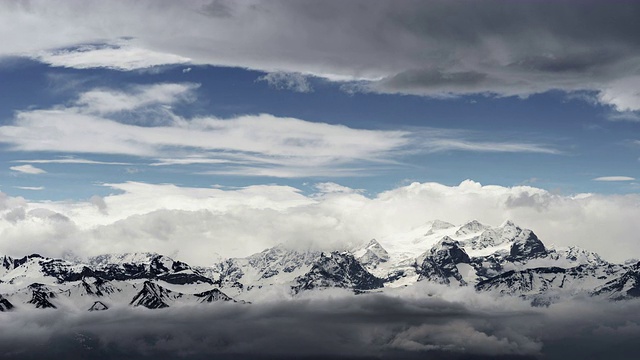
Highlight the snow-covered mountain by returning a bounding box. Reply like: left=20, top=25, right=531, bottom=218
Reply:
left=1, top=220, right=638, bottom=311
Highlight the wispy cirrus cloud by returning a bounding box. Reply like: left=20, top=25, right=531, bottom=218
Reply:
left=0, top=83, right=559, bottom=178
left=424, top=138, right=560, bottom=155
left=606, top=111, right=640, bottom=122
left=593, top=176, right=636, bottom=182
left=15, top=157, right=132, bottom=166
left=14, top=186, right=44, bottom=191
left=9, top=164, right=47, bottom=174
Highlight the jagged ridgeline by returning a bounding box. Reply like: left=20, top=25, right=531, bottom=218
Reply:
left=1, top=220, right=639, bottom=311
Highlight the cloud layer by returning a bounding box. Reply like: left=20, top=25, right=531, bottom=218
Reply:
left=1, top=286, right=640, bottom=359
left=1, top=180, right=639, bottom=265
left=2, top=1, right=640, bottom=112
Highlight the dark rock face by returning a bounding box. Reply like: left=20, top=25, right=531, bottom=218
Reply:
left=88, top=254, right=213, bottom=285
left=475, top=267, right=566, bottom=294
left=27, top=283, right=57, bottom=309
left=417, top=237, right=471, bottom=285
left=88, top=301, right=108, bottom=311
left=93, top=263, right=147, bottom=281
left=509, top=230, right=546, bottom=260
left=0, top=294, right=14, bottom=311
left=293, top=252, right=384, bottom=293
left=79, top=277, right=117, bottom=297
left=41, top=260, right=97, bottom=283
left=130, top=281, right=174, bottom=309
left=157, top=272, right=213, bottom=285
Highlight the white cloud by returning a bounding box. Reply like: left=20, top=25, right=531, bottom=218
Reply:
left=75, top=82, right=198, bottom=114
left=1, top=180, right=639, bottom=265
left=0, top=110, right=411, bottom=173
left=15, top=158, right=131, bottom=165
left=424, top=139, right=560, bottom=154
left=257, top=72, right=313, bottom=93
left=150, top=157, right=232, bottom=166
left=607, top=111, right=640, bottom=122
left=14, top=186, right=44, bottom=191
left=2, top=1, right=640, bottom=109
left=9, top=164, right=47, bottom=174
left=593, top=176, right=636, bottom=182
left=598, top=77, right=640, bottom=113
left=314, top=182, right=363, bottom=194
left=32, top=42, right=190, bottom=71
left=199, top=166, right=375, bottom=178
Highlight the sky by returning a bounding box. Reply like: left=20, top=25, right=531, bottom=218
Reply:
left=0, top=0, right=639, bottom=263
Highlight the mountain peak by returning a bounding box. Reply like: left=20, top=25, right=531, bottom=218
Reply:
left=418, top=237, right=471, bottom=285
left=89, top=252, right=159, bottom=267
left=356, top=239, right=390, bottom=270
left=509, top=230, right=546, bottom=260
left=88, top=301, right=108, bottom=311
left=455, top=220, right=488, bottom=237
left=27, top=283, right=57, bottom=309
left=130, top=281, right=172, bottom=309
left=430, top=237, right=470, bottom=264
left=425, top=220, right=455, bottom=235
left=195, top=288, right=234, bottom=303
left=499, top=220, right=520, bottom=230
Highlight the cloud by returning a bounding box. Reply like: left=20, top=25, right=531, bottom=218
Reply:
left=90, top=195, right=108, bottom=215
left=1, top=287, right=640, bottom=359
left=593, top=176, right=636, bottom=182
left=597, top=76, right=640, bottom=112
left=14, top=186, right=44, bottom=191
left=31, top=42, right=190, bottom=71
left=0, top=110, right=411, bottom=175
left=257, top=72, right=313, bottom=93
left=74, top=83, right=198, bottom=115
left=2, top=1, right=640, bottom=109
left=9, top=164, right=47, bottom=174
left=0, top=83, right=558, bottom=178
left=423, top=138, right=560, bottom=154
left=15, top=158, right=132, bottom=166
left=1, top=180, right=639, bottom=264
left=314, top=182, right=364, bottom=194
left=607, top=111, right=640, bottom=122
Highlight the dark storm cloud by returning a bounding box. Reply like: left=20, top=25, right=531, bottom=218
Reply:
left=2, top=288, right=640, bottom=359
left=4, top=0, right=640, bottom=109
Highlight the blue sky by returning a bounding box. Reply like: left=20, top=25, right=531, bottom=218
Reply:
left=0, top=1, right=639, bottom=202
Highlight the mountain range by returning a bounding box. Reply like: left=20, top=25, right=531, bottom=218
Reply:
left=1, top=219, right=639, bottom=311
